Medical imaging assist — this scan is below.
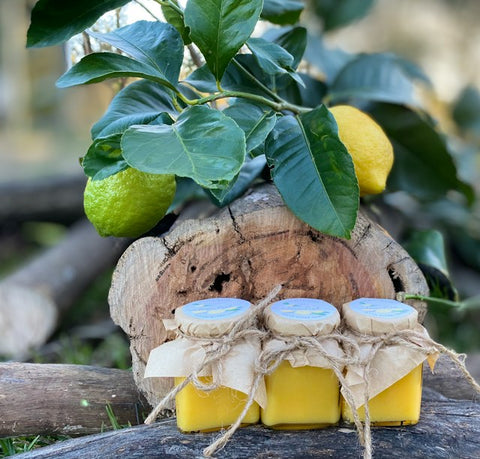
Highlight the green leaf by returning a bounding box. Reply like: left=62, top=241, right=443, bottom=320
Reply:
left=122, top=105, right=246, bottom=188
left=184, top=0, right=263, bottom=81
left=223, top=100, right=277, bottom=152
left=161, top=0, right=191, bottom=45
left=92, top=80, right=178, bottom=138
left=56, top=53, right=178, bottom=90
left=404, top=229, right=458, bottom=301
left=185, top=57, right=272, bottom=97
left=369, top=104, right=474, bottom=203
left=277, top=72, right=327, bottom=108
left=82, top=133, right=129, bottom=180
left=246, top=38, right=304, bottom=86
left=207, top=155, right=267, bottom=206
left=266, top=106, right=359, bottom=238
left=329, top=53, right=417, bottom=105
left=88, top=21, right=184, bottom=86
left=247, top=38, right=294, bottom=75
left=27, top=0, right=130, bottom=47
left=263, top=26, right=307, bottom=69
left=304, top=33, right=354, bottom=82
left=404, top=230, right=449, bottom=277
left=261, top=0, right=304, bottom=25
left=452, top=85, right=480, bottom=136
left=312, top=0, right=374, bottom=31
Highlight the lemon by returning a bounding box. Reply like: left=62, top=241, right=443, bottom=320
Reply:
left=84, top=168, right=176, bottom=237
left=330, top=105, right=394, bottom=196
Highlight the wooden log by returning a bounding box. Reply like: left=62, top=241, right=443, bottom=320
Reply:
left=12, top=390, right=479, bottom=459
left=109, top=183, right=429, bottom=407
left=0, top=220, right=130, bottom=358
left=0, top=363, right=148, bottom=437
left=0, top=174, right=86, bottom=224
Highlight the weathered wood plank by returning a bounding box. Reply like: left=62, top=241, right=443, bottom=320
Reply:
left=13, top=393, right=480, bottom=459
left=0, top=363, right=148, bottom=437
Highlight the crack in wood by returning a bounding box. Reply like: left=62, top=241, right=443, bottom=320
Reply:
left=227, top=206, right=246, bottom=244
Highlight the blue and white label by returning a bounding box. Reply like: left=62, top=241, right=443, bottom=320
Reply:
left=349, top=298, right=414, bottom=319
left=270, top=298, right=337, bottom=321
left=180, top=298, right=251, bottom=320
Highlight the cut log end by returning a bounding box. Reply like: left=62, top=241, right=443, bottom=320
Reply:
left=109, top=184, right=429, bottom=406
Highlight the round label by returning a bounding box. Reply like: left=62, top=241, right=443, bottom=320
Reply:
left=180, top=298, right=251, bottom=320
left=348, top=298, right=414, bottom=319
left=270, top=298, right=337, bottom=321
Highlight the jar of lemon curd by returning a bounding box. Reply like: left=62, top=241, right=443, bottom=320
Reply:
left=261, top=298, right=343, bottom=429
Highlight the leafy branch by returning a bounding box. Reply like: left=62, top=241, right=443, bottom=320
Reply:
left=26, top=0, right=473, bottom=241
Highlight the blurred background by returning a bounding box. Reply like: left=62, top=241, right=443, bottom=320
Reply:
left=0, top=0, right=479, bottom=363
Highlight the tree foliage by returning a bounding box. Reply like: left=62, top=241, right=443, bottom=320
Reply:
left=27, top=0, right=474, bottom=243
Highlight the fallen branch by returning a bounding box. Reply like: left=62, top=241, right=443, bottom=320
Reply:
left=0, top=363, right=148, bottom=437
left=0, top=174, right=86, bottom=224
left=0, top=219, right=130, bottom=357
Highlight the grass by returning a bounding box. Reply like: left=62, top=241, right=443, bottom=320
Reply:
left=0, top=436, right=69, bottom=457
left=0, top=404, right=129, bottom=458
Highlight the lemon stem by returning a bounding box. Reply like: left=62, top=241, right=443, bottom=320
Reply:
left=401, top=293, right=463, bottom=309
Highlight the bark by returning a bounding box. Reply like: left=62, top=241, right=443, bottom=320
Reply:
left=108, top=183, right=429, bottom=407
left=0, top=220, right=130, bottom=357
left=0, top=363, right=148, bottom=437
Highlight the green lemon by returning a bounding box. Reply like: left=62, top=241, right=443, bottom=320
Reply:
left=84, top=168, right=176, bottom=237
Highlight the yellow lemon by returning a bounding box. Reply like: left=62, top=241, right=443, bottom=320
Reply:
left=330, top=105, right=394, bottom=196
left=84, top=167, right=176, bottom=237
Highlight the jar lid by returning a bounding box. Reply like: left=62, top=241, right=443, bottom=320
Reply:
left=175, top=298, right=252, bottom=338
left=265, top=298, right=340, bottom=336
left=342, top=298, right=418, bottom=335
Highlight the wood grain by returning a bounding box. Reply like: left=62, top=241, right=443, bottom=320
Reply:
left=0, top=363, right=148, bottom=437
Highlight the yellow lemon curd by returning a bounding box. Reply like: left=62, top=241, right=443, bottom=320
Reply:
left=261, top=361, right=341, bottom=429
left=342, top=364, right=423, bottom=425
left=261, top=298, right=342, bottom=429
left=174, top=376, right=259, bottom=432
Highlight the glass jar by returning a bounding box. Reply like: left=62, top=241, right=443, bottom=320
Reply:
left=341, top=298, right=424, bottom=426
left=261, top=298, right=342, bottom=429
left=145, top=297, right=263, bottom=432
